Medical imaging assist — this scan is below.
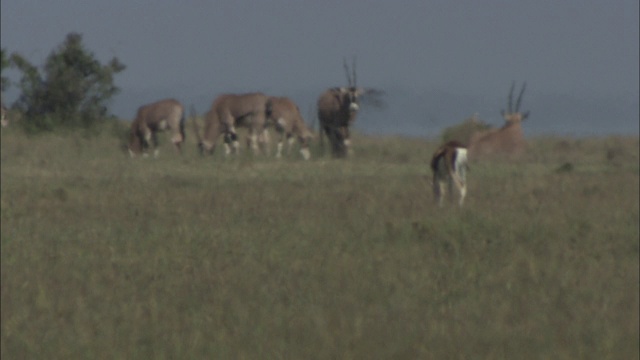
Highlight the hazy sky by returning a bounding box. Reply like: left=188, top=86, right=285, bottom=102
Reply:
left=2, top=0, right=638, bottom=136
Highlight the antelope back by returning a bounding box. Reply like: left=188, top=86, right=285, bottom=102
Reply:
left=469, top=122, right=526, bottom=158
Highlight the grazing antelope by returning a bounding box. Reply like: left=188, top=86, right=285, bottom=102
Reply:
left=195, top=92, right=270, bottom=156
left=266, top=96, right=314, bottom=160
left=468, top=82, right=530, bottom=159
left=430, top=140, right=469, bottom=207
left=128, top=98, right=185, bottom=158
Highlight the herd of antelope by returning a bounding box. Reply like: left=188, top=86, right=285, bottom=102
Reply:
left=2, top=59, right=531, bottom=207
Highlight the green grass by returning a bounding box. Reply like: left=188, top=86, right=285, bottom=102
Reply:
left=2, top=125, right=638, bottom=359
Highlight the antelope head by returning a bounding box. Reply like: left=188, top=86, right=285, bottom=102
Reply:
left=500, top=82, right=530, bottom=126
left=342, top=57, right=360, bottom=114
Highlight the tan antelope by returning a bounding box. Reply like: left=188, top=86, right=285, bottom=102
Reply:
left=468, top=82, right=530, bottom=159
left=195, top=92, right=270, bottom=156
left=430, top=140, right=469, bottom=207
left=128, top=98, right=185, bottom=158
left=266, top=96, right=314, bottom=160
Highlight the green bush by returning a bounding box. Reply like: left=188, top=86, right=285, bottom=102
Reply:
left=8, top=32, right=125, bottom=134
left=441, top=114, right=492, bottom=145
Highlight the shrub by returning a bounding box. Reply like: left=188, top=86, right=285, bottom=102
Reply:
left=9, top=33, right=125, bottom=134
left=441, top=114, right=492, bottom=145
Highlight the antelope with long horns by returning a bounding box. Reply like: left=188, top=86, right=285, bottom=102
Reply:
left=430, top=140, right=469, bottom=207
left=195, top=92, right=270, bottom=156
left=469, top=82, right=530, bottom=159
left=317, top=58, right=384, bottom=158
left=266, top=96, right=314, bottom=160
left=128, top=99, right=185, bottom=158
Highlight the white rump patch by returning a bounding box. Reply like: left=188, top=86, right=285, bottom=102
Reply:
left=453, top=148, right=468, bottom=206
left=433, top=147, right=468, bottom=207
left=455, top=149, right=468, bottom=173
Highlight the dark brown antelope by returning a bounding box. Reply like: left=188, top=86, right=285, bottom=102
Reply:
left=266, top=96, right=314, bottom=160
left=128, top=98, right=185, bottom=158
left=316, top=58, right=366, bottom=158
left=195, top=92, right=270, bottom=156
left=430, top=140, right=469, bottom=207
left=469, top=82, right=530, bottom=159
left=317, top=59, right=384, bottom=158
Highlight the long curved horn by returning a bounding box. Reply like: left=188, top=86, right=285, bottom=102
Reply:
left=343, top=58, right=352, bottom=87
left=515, top=82, right=527, bottom=112
left=352, top=56, right=357, bottom=88
left=507, top=81, right=515, bottom=113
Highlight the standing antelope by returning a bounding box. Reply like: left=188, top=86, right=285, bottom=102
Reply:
left=430, top=140, right=469, bottom=207
left=317, top=58, right=365, bottom=158
left=195, top=92, right=270, bottom=156
left=128, top=98, right=185, bottom=158
left=468, top=82, right=530, bottom=159
left=266, top=96, right=314, bottom=160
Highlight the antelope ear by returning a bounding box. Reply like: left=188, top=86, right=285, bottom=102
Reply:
left=522, top=111, right=530, bottom=120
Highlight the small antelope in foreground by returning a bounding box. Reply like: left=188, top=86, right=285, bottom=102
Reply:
left=128, top=99, right=185, bottom=158
left=430, top=140, right=469, bottom=207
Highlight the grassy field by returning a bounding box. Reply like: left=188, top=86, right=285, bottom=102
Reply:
left=1, top=124, right=638, bottom=359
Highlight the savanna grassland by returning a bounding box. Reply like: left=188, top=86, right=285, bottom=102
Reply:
left=1, top=123, right=638, bottom=359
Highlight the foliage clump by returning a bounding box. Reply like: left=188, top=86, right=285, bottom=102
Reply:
left=7, top=32, right=125, bottom=133
left=1, top=48, right=10, bottom=93
left=441, top=113, right=492, bottom=145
